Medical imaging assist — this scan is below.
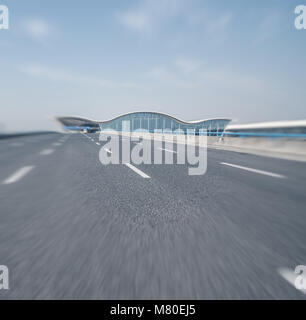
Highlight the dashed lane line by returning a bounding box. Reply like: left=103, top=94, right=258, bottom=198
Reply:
left=9, top=143, right=24, bottom=147
left=40, top=149, right=55, bottom=155
left=2, top=166, right=35, bottom=185
left=124, top=163, right=151, bottom=179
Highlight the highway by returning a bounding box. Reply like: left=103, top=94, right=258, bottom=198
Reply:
left=0, top=132, right=306, bottom=299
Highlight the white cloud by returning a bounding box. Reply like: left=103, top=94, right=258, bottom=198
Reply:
left=255, top=13, right=280, bottom=44
left=20, top=64, right=142, bottom=89
left=119, top=10, right=151, bottom=32
left=174, top=58, right=202, bottom=74
left=187, top=11, right=233, bottom=44
left=117, top=0, right=233, bottom=49
left=24, top=19, right=53, bottom=43
left=147, top=67, right=172, bottom=79
left=207, top=13, right=232, bottom=34
left=145, top=58, right=266, bottom=92
left=117, top=0, right=186, bottom=33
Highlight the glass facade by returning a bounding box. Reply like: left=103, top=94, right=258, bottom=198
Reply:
left=99, top=112, right=231, bottom=136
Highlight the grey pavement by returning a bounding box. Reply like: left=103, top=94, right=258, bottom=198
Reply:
left=0, top=132, right=306, bottom=299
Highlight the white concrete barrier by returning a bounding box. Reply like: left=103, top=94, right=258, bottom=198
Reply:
left=100, top=130, right=306, bottom=162
left=211, top=136, right=306, bottom=161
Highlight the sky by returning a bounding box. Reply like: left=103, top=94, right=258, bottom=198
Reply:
left=0, top=0, right=306, bottom=131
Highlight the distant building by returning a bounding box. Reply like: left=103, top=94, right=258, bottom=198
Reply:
left=56, top=114, right=306, bottom=138
left=56, top=112, right=231, bottom=136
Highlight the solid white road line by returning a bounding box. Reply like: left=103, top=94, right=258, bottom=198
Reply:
left=125, top=163, right=151, bottom=179
left=96, top=142, right=101, bottom=146
left=2, top=166, right=35, bottom=185
left=40, top=149, right=55, bottom=155
left=278, top=268, right=306, bottom=294
left=158, top=147, right=177, bottom=154
left=220, top=162, right=286, bottom=179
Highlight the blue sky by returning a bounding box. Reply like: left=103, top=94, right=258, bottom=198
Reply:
left=0, top=0, right=306, bottom=131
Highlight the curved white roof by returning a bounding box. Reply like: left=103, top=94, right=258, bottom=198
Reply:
left=96, top=111, right=231, bottom=125
left=56, top=112, right=231, bottom=126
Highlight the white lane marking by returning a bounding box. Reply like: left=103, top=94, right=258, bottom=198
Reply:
left=53, top=143, right=62, bottom=146
left=103, top=148, right=112, bottom=154
left=158, top=147, right=177, bottom=154
left=91, top=139, right=95, bottom=142
left=96, top=142, right=101, bottom=146
left=220, top=162, right=286, bottom=179
left=10, top=142, right=24, bottom=147
left=278, top=268, right=306, bottom=294
left=125, top=163, right=151, bottom=179
left=40, top=149, right=55, bottom=155
left=2, top=166, right=35, bottom=185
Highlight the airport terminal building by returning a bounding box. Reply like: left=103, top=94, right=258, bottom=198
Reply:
left=56, top=112, right=231, bottom=136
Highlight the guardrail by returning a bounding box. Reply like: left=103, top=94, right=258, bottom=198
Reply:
left=220, top=132, right=306, bottom=139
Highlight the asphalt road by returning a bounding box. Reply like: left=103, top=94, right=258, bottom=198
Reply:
left=0, top=132, right=306, bottom=299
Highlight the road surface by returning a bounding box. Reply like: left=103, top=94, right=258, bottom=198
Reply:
left=0, top=132, right=306, bottom=299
